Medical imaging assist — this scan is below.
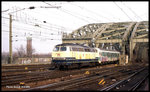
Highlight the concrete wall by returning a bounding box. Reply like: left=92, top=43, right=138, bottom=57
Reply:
left=17, top=58, right=52, bottom=64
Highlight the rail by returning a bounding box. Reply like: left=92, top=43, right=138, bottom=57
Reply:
left=100, top=66, right=148, bottom=91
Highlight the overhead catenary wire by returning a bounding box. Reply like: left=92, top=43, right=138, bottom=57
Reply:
left=2, top=11, right=63, bottom=42
left=60, top=5, right=101, bottom=22
left=113, top=2, right=133, bottom=21
left=2, top=10, right=72, bottom=33
left=68, top=2, right=113, bottom=22
left=36, top=3, right=100, bottom=23
left=1, top=9, right=10, bottom=12
left=27, top=8, right=86, bottom=30
left=43, top=1, right=92, bottom=23
left=2, top=4, right=91, bottom=32
left=121, top=2, right=148, bottom=28
left=2, top=24, right=62, bottom=36
left=2, top=15, right=66, bottom=32
left=2, top=29, right=62, bottom=41
left=2, top=16, right=67, bottom=34
left=2, top=27, right=62, bottom=43
left=121, top=2, right=143, bottom=21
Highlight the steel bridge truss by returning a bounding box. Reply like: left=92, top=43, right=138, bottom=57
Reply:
left=62, top=21, right=148, bottom=64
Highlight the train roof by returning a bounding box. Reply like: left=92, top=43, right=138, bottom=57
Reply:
left=55, top=43, right=120, bottom=53
left=95, top=48, right=120, bottom=53
left=55, top=43, right=91, bottom=48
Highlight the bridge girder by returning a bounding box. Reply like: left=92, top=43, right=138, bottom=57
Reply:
left=129, top=21, right=149, bottom=62
left=62, top=21, right=148, bottom=64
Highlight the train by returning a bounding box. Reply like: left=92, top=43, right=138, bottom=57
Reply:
left=51, top=43, right=120, bottom=69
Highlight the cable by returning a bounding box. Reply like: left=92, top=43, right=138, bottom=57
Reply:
left=121, top=2, right=143, bottom=21
left=59, top=8, right=91, bottom=23
left=2, top=6, right=74, bottom=33
left=2, top=14, right=71, bottom=34
left=1, top=9, right=9, bottom=12
left=113, top=2, right=133, bottom=21
left=68, top=2, right=113, bottom=22
left=61, top=6, right=101, bottom=22
left=2, top=24, right=62, bottom=37
left=2, top=27, right=62, bottom=42
left=30, top=5, right=88, bottom=29
left=2, top=9, right=71, bottom=31
left=2, top=16, right=65, bottom=33
left=2, top=29, right=62, bottom=41
left=43, top=1, right=91, bottom=23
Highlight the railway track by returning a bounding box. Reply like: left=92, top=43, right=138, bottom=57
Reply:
left=1, top=64, right=117, bottom=87
left=2, top=63, right=147, bottom=91
left=2, top=64, right=51, bottom=74
left=2, top=64, right=51, bottom=69
left=23, top=65, right=144, bottom=91
left=100, top=66, right=149, bottom=91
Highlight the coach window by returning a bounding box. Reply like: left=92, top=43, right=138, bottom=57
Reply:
left=70, top=47, right=72, bottom=51
left=104, top=52, right=107, bottom=56
left=114, top=54, right=116, bottom=57
left=107, top=53, right=110, bottom=57
left=95, top=49, right=97, bottom=52
left=72, top=47, right=75, bottom=51
left=60, top=47, right=67, bottom=51
left=115, top=54, right=117, bottom=57
left=79, top=48, right=84, bottom=52
left=106, top=52, right=108, bottom=56
left=85, top=49, right=88, bottom=52
left=78, top=48, right=81, bottom=52
left=75, top=48, right=78, bottom=51
left=99, top=52, right=102, bottom=56
left=112, top=53, right=114, bottom=57
left=91, top=49, right=95, bottom=52
left=102, top=52, right=104, bottom=56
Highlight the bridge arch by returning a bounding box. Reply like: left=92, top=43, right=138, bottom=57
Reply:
left=62, top=21, right=148, bottom=64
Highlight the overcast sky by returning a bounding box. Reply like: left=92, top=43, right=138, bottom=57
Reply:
left=2, top=1, right=148, bottom=54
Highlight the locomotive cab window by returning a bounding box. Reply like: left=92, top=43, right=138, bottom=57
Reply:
left=85, top=48, right=90, bottom=52
left=53, top=47, right=59, bottom=51
left=60, top=47, right=67, bottom=51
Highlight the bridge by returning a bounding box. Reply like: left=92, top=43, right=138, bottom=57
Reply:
left=62, top=21, right=149, bottom=65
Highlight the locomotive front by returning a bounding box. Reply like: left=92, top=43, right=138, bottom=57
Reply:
left=51, top=45, right=74, bottom=68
